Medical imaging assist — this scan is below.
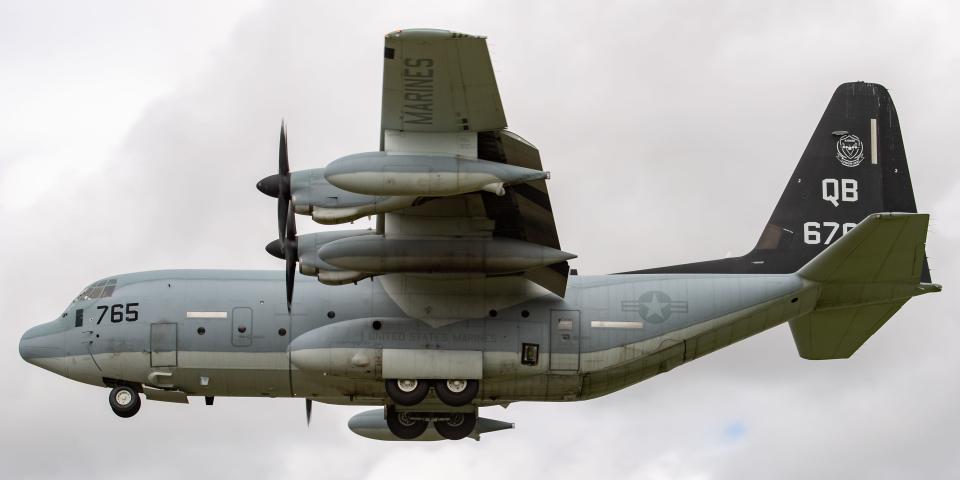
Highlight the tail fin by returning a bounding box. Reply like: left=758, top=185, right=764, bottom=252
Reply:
left=625, top=82, right=930, bottom=281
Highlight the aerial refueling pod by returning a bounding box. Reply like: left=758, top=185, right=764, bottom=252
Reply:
left=323, top=152, right=549, bottom=197
left=317, top=236, right=576, bottom=275
left=347, top=409, right=514, bottom=441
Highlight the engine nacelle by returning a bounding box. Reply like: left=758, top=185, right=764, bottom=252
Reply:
left=295, top=230, right=375, bottom=284
left=323, top=152, right=549, bottom=197
left=288, top=168, right=417, bottom=224
left=317, top=236, right=576, bottom=275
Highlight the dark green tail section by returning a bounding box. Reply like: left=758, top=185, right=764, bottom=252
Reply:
left=622, top=82, right=930, bottom=282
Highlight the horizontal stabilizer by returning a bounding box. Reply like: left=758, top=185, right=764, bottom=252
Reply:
left=791, top=212, right=938, bottom=359
left=798, top=213, right=928, bottom=284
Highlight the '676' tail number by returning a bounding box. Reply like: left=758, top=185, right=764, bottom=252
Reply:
left=96, top=303, right=140, bottom=324
left=803, top=221, right=857, bottom=245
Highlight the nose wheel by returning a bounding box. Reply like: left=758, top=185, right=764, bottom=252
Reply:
left=108, top=385, right=141, bottom=418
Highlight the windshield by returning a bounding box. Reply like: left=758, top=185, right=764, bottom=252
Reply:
left=73, top=278, right=117, bottom=303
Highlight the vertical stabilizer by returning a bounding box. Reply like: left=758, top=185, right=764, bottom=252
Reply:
left=623, top=82, right=930, bottom=281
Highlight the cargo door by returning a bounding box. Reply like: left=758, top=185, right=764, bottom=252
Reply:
left=232, top=307, right=253, bottom=347
left=549, top=310, right=581, bottom=372
left=150, top=322, right=177, bottom=367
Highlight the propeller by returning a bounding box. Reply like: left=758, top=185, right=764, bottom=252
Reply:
left=306, top=399, right=313, bottom=426
left=256, top=122, right=293, bottom=236
left=259, top=122, right=297, bottom=313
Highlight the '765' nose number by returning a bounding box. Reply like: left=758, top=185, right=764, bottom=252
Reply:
left=95, top=303, right=140, bottom=324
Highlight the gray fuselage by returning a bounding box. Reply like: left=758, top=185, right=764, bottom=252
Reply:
left=20, top=269, right=814, bottom=406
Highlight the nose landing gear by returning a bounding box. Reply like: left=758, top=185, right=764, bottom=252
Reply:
left=108, top=385, right=141, bottom=418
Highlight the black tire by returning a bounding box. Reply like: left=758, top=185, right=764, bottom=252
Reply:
left=385, top=379, right=429, bottom=406
left=434, top=412, right=477, bottom=440
left=385, top=407, right=428, bottom=440
left=108, top=386, right=141, bottom=418
left=434, top=379, right=479, bottom=407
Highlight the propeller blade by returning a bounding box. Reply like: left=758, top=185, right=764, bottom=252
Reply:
left=277, top=195, right=287, bottom=243
left=285, top=201, right=298, bottom=242
left=279, top=122, right=289, bottom=176
left=284, top=203, right=298, bottom=313
left=285, top=254, right=296, bottom=313
left=276, top=122, right=292, bottom=242
left=306, top=399, right=312, bottom=426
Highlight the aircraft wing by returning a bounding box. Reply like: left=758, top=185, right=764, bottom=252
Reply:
left=377, top=30, right=571, bottom=321
left=381, top=29, right=505, bottom=136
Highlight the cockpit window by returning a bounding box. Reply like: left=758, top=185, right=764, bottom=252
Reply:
left=73, top=279, right=117, bottom=302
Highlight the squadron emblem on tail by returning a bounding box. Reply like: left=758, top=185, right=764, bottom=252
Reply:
left=836, top=134, right=865, bottom=167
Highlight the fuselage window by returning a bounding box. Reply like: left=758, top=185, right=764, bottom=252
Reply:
left=73, top=279, right=117, bottom=302
left=557, top=319, right=573, bottom=341
left=75, top=309, right=83, bottom=328
left=521, top=343, right=539, bottom=366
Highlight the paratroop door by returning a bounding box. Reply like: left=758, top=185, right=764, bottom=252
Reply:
left=150, top=322, right=177, bottom=367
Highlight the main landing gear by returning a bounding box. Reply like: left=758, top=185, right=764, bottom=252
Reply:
left=433, top=412, right=477, bottom=440
left=385, top=406, right=478, bottom=440
left=108, top=385, right=141, bottom=418
left=383, top=378, right=481, bottom=440
left=385, top=406, right=429, bottom=439
left=434, top=379, right=479, bottom=407
left=384, top=379, right=430, bottom=406
left=384, top=378, right=479, bottom=407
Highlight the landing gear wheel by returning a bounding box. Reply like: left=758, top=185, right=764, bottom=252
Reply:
left=434, top=412, right=477, bottom=440
left=385, top=379, right=429, bottom=406
left=385, top=407, right=428, bottom=440
left=108, top=386, right=141, bottom=418
left=434, top=379, right=479, bottom=407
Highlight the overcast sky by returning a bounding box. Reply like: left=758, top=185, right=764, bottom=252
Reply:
left=3, top=1, right=959, bottom=478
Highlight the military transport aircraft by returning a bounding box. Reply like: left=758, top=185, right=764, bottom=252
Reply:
left=20, top=29, right=941, bottom=441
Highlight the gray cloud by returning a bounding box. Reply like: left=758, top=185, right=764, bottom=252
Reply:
left=3, top=1, right=958, bottom=479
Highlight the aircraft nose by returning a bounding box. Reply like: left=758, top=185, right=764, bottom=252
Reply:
left=19, top=323, right=66, bottom=372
